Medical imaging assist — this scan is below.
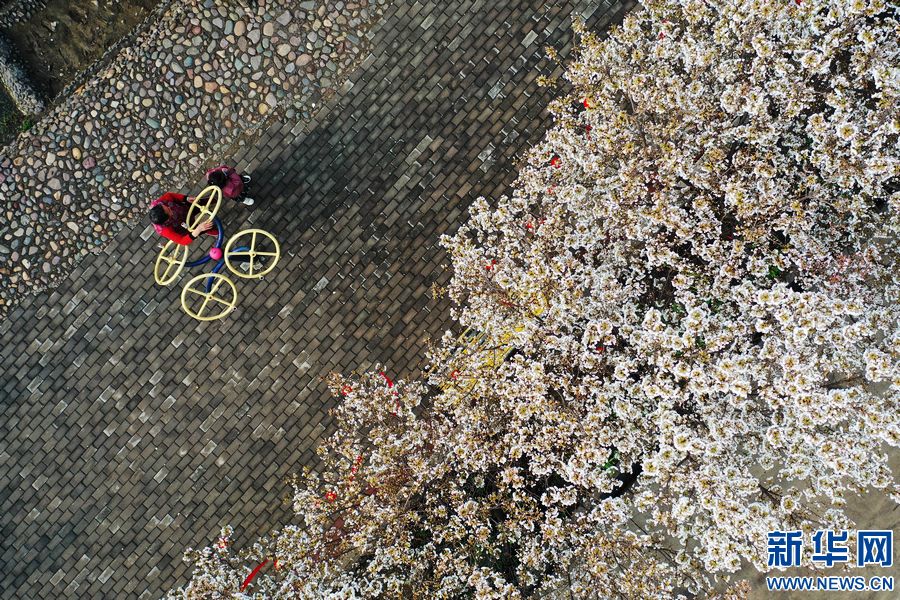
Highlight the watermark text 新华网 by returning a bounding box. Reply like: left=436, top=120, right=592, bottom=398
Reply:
left=765, top=529, right=894, bottom=593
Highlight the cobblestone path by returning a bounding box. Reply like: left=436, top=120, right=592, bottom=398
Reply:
left=0, top=1, right=631, bottom=598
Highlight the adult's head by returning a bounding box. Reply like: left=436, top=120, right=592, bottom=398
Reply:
left=208, top=170, right=227, bottom=188
left=149, top=205, right=169, bottom=225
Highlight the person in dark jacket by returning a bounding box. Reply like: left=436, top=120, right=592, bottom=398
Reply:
left=206, top=165, right=254, bottom=206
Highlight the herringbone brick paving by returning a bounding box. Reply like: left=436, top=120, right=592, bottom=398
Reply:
left=0, top=1, right=632, bottom=597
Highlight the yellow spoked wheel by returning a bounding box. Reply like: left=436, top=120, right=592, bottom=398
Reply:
left=224, top=228, right=281, bottom=279
left=185, top=185, right=223, bottom=230
left=180, top=273, right=238, bottom=321
left=154, top=241, right=188, bottom=286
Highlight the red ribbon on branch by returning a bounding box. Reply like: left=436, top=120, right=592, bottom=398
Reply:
left=241, top=559, right=269, bottom=591
left=379, top=372, right=394, bottom=388
left=381, top=372, right=401, bottom=415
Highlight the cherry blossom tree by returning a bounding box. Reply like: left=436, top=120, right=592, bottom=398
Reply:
left=169, top=1, right=899, bottom=598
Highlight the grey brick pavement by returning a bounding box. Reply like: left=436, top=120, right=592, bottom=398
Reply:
left=0, top=1, right=632, bottom=598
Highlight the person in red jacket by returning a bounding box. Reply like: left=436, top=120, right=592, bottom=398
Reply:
left=148, top=192, right=217, bottom=246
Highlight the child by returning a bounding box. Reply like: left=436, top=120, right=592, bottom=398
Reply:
left=205, top=165, right=254, bottom=206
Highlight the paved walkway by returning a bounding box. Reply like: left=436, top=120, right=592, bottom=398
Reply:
left=0, top=1, right=631, bottom=598
left=0, top=0, right=388, bottom=314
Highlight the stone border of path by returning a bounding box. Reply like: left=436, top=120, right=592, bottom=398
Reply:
left=0, top=0, right=388, bottom=318
left=46, top=1, right=180, bottom=111
left=1, top=1, right=179, bottom=134
left=0, top=34, right=43, bottom=114
left=0, top=0, right=47, bottom=29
